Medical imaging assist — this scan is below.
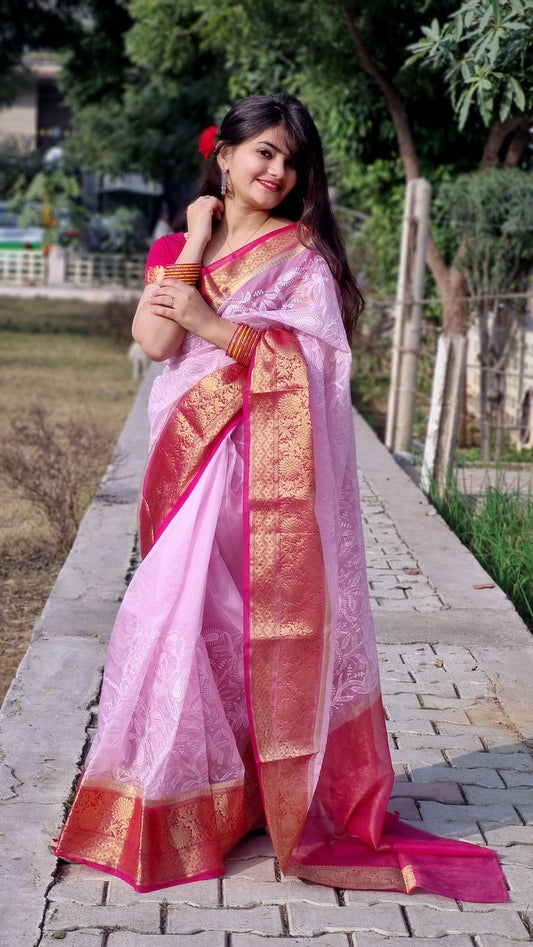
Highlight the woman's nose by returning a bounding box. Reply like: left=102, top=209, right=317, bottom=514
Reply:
left=269, top=155, right=285, bottom=177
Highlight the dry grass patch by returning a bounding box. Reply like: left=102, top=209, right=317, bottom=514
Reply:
left=0, top=296, right=138, bottom=702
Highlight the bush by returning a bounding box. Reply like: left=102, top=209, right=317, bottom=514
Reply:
left=0, top=405, right=115, bottom=556
left=89, top=296, right=135, bottom=343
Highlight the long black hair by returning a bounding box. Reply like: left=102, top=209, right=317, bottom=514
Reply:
left=199, top=93, right=363, bottom=340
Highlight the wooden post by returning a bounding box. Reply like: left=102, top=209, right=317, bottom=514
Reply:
left=386, top=178, right=432, bottom=454
left=421, top=333, right=467, bottom=495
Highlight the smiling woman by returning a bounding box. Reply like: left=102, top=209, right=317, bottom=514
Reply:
left=55, top=93, right=507, bottom=903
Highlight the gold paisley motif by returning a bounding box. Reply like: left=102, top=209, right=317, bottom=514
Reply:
left=401, top=863, right=417, bottom=892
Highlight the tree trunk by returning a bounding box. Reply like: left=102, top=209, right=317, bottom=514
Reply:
left=342, top=7, right=469, bottom=336
left=426, top=233, right=469, bottom=335
left=480, top=116, right=531, bottom=171
left=342, top=8, right=420, bottom=181
left=504, top=123, right=532, bottom=167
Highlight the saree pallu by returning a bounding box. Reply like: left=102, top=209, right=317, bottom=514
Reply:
left=56, top=225, right=508, bottom=900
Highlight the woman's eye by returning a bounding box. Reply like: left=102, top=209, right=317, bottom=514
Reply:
left=258, top=149, right=272, bottom=158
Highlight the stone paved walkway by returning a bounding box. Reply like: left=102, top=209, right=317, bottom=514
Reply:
left=40, top=637, right=533, bottom=947
left=1, top=371, right=533, bottom=946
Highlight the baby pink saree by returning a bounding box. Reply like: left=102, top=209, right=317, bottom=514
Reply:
left=56, top=225, right=507, bottom=901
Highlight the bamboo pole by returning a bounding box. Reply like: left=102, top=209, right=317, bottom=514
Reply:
left=386, top=178, right=432, bottom=454
left=421, top=333, right=467, bottom=495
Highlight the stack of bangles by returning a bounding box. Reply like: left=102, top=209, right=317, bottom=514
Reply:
left=225, top=323, right=261, bottom=367
left=162, top=262, right=260, bottom=366
left=163, top=263, right=202, bottom=285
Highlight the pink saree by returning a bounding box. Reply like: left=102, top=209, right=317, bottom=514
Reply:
left=56, top=225, right=508, bottom=901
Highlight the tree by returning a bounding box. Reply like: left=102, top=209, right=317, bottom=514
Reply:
left=337, top=0, right=531, bottom=334
left=53, top=0, right=532, bottom=330
left=407, top=0, right=533, bottom=148
left=58, top=0, right=225, bottom=216
left=0, top=137, right=41, bottom=197
left=83, top=0, right=529, bottom=331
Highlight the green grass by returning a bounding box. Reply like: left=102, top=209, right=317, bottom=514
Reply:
left=431, top=476, right=533, bottom=630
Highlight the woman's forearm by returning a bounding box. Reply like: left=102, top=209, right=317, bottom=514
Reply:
left=132, top=285, right=186, bottom=361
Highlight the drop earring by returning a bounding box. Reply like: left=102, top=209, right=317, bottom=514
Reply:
left=220, top=169, right=227, bottom=197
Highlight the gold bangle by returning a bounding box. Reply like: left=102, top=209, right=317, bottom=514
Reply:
left=226, top=324, right=261, bottom=366
left=163, top=263, right=202, bottom=285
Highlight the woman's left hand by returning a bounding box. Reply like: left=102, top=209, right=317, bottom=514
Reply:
left=150, top=279, right=216, bottom=337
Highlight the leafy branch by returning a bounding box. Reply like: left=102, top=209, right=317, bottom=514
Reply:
left=406, top=0, right=532, bottom=127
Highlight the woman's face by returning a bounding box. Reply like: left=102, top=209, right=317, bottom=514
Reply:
left=220, top=124, right=298, bottom=213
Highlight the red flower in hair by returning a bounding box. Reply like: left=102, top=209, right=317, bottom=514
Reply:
left=198, top=124, right=218, bottom=160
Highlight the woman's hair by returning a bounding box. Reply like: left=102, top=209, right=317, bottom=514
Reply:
left=199, top=93, right=363, bottom=339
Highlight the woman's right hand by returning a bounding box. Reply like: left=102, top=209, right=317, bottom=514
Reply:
left=184, top=195, right=225, bottom=259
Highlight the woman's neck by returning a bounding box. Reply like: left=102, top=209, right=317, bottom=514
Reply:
left=221, top=204, right=271, bottom=247
left=202, top=202, right=293, bottom=265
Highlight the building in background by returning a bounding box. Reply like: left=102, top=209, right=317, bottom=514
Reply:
left=0, top=53, right=71, bottom=151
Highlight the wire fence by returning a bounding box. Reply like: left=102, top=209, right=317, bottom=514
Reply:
left=357, top=291, right=533, bottom=458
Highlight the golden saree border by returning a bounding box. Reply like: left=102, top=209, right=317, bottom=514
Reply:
left=140, top=361, right=247, bottom=557
left=284, top=859, right=406, bottom=891
left=56, top=749, right=265, bottom=891
left=201, top=226, right=304, bottom=310
left=244, top=328, right=328, bottom=864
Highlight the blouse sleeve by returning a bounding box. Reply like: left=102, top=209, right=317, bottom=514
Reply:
left=144, top=233, right=187, bottom=286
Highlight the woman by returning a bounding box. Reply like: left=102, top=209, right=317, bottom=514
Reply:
left=56, top=94, right=507, bottom=901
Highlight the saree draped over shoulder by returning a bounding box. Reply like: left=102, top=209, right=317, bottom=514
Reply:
left=56, top=225, right=508, bottom=901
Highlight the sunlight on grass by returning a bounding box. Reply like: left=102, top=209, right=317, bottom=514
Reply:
left=431, top=475, right=533, bottom=629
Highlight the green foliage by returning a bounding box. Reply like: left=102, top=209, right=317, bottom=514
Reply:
left=434, top=167, right=533, bottom=295
left=10, top=165, right=82, bottom=247
left=9, top=0, right=529, bottom=301
left=59, top=0, right=224, bottom=183
left=339, top=159, right=405, bottom=298
left=434, top=167, right=533, bottom=460
left=100, top=207, right=149, bottom=256
left=456, top=443, right=533, bottom=464
left=56, top=0, right=490, bottom=184
left=431, top=475, right=533, bottom=627
left=407, top=0, right=533, bottom=127
left=0, top=138, right=41, bottom=199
